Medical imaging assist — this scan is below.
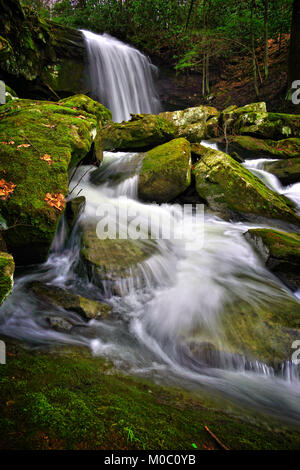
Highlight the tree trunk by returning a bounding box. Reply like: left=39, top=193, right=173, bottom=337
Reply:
left=251, top=1, right=259, bottom=98
left=287, top=0, right=300, bottom=93
left=264, top=0, right=269, bottom=79
left=185, top=0, right=195, bottom=30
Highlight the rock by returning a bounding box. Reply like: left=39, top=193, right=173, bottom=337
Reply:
left=47, top=316, right=73, bottom=331
left=81, top=227, right=152, bottom=291
left=66, top=196, right=86, bottom=232
left=29, top=281, right=112, bottom=320
left=234, top=112, right=300, bottom=139
left=263, top=158, right=300, bottom=185
left=100, top=114, right=177, bottom=151
left=0, top=251, right=14, bottom=305
left=190, top=143, right=208, bottom=161
left=230, top=136, right=300, bottom=160
left=0, top=95, right=111, bottom=265
left=245, top=229, right=300, bottom=291
left=194, top=147, right=300, bottom=225
left=138, top=138, right=192, bottom=203
left=221, top=296, right=300, bottom=366
left=0, top=0, right=86, bottom=100
left=159, top=105, right=219, bottom=142
left=5, top=84, right=18, bottom=103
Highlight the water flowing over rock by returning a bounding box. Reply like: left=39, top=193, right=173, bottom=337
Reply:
left=81, top=30, right=161, bottom=122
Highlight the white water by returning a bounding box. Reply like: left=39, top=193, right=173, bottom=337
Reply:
left=81, top=30, right=161, bottom=122
left=2, top=150, right=300, bottom=425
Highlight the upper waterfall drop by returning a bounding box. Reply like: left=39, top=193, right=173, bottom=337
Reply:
left=81, top=30, right=161, bottom=122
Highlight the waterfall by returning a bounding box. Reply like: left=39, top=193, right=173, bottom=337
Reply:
left=81, top=30, right=161, bottom=122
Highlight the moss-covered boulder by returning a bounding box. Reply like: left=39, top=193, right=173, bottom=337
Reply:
left=233, top=112, right=300, bottom=139
left=231, top=136, right=300, bottom=160
left=0, top=252, right=14, bottom=305
left=194, top=147, right=300, bottom=224
left=0, top=95, right=111, bottom=265
left=0, top=0, right=86, bottom=100
left=29, top=281, right=112, bottom=320
left=138, top=138, right=192, bottom=203
left=245, top=229, right=300, bottom=291
left=220, top=296, right=300, bottom=366
left=264, top=158, right=300, bottom=185
left=100, top=114, right=177, bottom=151
left=159, top=105, right=219, bottom=142
left=81, top=227, right=152, bottom=293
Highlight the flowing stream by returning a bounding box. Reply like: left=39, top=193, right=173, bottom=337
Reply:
left=1, top=34, right=300, bottom=427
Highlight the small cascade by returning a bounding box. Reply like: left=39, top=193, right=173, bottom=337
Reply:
left=81, top=30, right=161, bottom=122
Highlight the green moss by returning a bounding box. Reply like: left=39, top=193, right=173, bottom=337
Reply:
left=194, top=147, right=300, bottom=224
left=1, top=340, right=300, bottom=450
left=138, top=138, right=192, bottom=202
left=101, top=114, right=177, bottom=151
left=231, top=136, right=300, bottom=159
left=0, top=95, right=110, bottom=264
left=0, top=252, right=14, bottom=305
left=81, top=228, right=152, bottom=282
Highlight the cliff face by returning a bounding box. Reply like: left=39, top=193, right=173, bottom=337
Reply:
left=0, top=0, right=86, bottom=100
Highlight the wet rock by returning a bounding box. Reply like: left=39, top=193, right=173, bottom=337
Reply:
left=245, top=228, right=300, bottom=291
left=29, top=281, right=112, bottom=320
left=263, top=158, right=300, bottom=185
left=138, top=138, right=191, bottom=203
left=194, top=147, right=300, bottom=225
left=66, top=196, right=86, bottom=232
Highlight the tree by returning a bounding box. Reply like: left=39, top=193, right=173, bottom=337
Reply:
left=287, top=0, right=300, bottom=100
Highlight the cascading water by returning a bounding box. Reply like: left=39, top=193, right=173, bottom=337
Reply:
left=81, top=30, right=161, bottom=122
left=2, top=149, right=300, bottom=425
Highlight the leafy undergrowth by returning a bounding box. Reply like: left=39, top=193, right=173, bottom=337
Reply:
left=0, top=339, right=299, bottom=450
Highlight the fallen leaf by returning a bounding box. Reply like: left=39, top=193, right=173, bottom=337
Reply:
left=40, top=154, right=53, bottom=165
left=44, top=193, right=65, bottom=211
left=0, top=179, right=16, bottom=200
left=6, top=401, right=15, bottom=407
left=77, top=115, right=87, bottom=120
left=41, top=123, right=56, bottom=128
left=17, top=143, right=31, bottom=149
left=0, top=141, right=15, bottom=145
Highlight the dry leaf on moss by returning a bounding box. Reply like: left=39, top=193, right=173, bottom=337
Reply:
left=40, top=154, right=53, bottom=165
left=0, top=178, right=16, bottom=200
left=44, top=193, right=65, bottom=211
left=17, top=143, right=31, bottom=149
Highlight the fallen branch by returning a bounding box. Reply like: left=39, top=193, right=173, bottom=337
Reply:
left=204, top=425, right=229, bottom=451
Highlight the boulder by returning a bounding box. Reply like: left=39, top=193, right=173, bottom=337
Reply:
left=0, top=95, right=111, bottom=265
left=66, top=196, right=86, bottom=232
left=230, top=136, right=300, bottom=160
left=0, top=251, right=14, bottom=305
left=29, top=281, right=112, bottom=320
left=81, top=227, right=152, bottom=291
left=138, top=138, right=192, bottom=203
left=194, top=147, right=300, bottom=225
left=245, top=229, right=300, bottom=291
left=159, top=105, right=219, bottom=142
left=264, top=158, right=300, bottom=185
left=0, top=0, right=86, bottom=100
left=100, top=114, right=177, bottom=151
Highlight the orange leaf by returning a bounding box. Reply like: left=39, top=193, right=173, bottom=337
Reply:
left=17, top=143, right=31, bottom=149
left=44, top=193, right=65, bottom=211
left=0, top=179, right=16, bottom=201
left=41, top=154, right=53, bottom=165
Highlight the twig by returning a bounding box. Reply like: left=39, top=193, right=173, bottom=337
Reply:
left=204, top=425, right=229, bottom=450
left=68, top=168, right=91, bottom=196
left=20, top=134, right=43, bottom=158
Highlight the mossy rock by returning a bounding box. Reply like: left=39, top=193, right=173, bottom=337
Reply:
left=29, top=281, right=112, bottom=320
left=81, top=227, right=153, bottom=291
left=100, top=114, right=177, bottom=151
left=0, top=95, right=110, bottom=265
left=138, top=138, right=192, bottom=203
left=245, top=229, right=300, bottom=291
left=159, top=105, right=219, bottom=142
left=221, top=296, right=300, bottom=365
left=0, top=251, right=14, bottom=305
left=264, top=158, right=300, bottom=185
left=231, top=136, right=300, bottom=160
left=194, top=147, right=300, bottom=225
left=233, top=112, right=300, bottom=139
